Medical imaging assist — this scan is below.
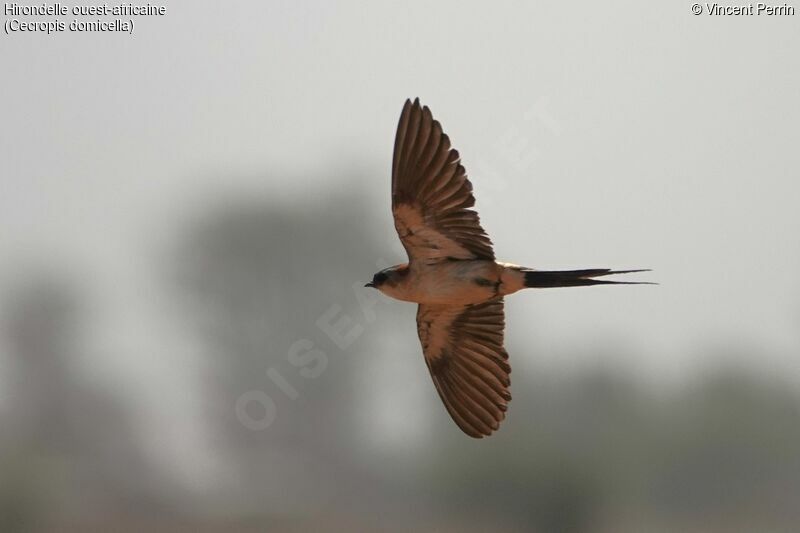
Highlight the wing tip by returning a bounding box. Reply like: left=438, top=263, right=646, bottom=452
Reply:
left=408, top=97, right=432, bottom=116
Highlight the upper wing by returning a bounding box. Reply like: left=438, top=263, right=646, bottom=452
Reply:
left=392, top=98, right=494, bottom=264
left=416, top=299, right=511, bottom=438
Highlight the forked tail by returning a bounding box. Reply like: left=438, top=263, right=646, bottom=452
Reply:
left=523, top=268, right=654, bottom=288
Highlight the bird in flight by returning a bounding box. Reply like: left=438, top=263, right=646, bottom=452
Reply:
left=366, top=98, right=650, bottom=438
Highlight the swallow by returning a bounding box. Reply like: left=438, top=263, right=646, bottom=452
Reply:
left=366, top=98, right=651, bottom=438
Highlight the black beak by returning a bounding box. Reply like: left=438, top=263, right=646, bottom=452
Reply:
left=364, top=282, right=375, bottom=288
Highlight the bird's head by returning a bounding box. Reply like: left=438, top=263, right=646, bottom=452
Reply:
left=365, top=264, right=408, bottom=292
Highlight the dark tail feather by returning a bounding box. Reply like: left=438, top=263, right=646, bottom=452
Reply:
left=523, top=268, right=654, bottom=288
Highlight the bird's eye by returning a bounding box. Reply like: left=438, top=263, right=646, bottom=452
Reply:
left=374, top=272, right=388, bottom=285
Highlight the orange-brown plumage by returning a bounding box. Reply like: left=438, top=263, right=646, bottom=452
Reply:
left=367, top=98, right=651, bottom=438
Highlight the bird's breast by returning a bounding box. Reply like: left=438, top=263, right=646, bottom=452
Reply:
left=385, top=260, right=501, bottom=305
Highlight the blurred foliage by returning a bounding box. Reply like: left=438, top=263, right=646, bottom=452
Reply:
left=1, top=192, right=799, bottom=532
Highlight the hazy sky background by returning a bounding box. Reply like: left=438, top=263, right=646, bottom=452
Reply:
left=2, top=0, right=799, bottom=492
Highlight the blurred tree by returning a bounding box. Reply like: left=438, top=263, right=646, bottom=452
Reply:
left=171, top=184, right=800, bottom=531
left=425, top=358, right=800, bottom=532
left=171, top=177, right=412, bottom=525
left=0, top=276, right=177, bottom=531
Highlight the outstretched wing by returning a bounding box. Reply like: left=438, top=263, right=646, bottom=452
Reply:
left=392, top=98, right=494, bottom=264
left=416, top=299, right=511, bottom=438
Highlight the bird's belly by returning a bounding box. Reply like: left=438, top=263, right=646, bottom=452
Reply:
left=397, top=261, right=500, bottom=305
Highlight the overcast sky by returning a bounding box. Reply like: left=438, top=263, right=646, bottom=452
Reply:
left=2, top=0, right=798, bottom=397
